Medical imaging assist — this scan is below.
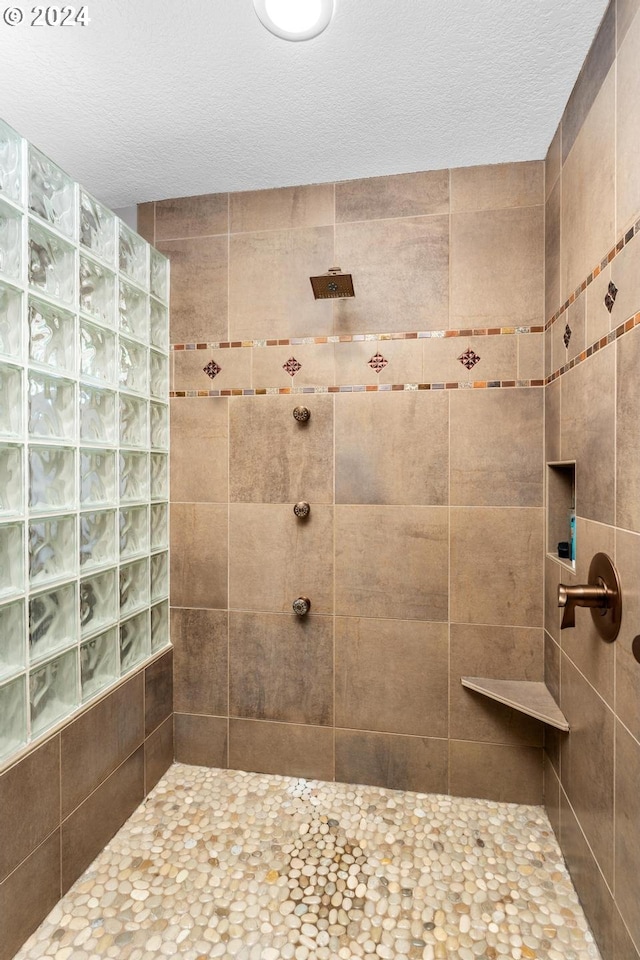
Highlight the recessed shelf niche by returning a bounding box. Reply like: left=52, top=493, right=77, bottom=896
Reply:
left=547, top=461, right=576, bottom=571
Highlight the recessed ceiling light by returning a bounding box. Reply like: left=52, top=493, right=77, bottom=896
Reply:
left=253, top=0, right=334, bottom=41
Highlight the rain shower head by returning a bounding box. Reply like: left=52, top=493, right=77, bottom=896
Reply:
left=310, top=267, right=355, bottom=300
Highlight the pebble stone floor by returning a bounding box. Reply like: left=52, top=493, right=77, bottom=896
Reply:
left=14, top=763, right=600, bottom=960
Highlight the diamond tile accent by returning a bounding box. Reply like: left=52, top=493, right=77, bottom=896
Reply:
left=283, top=357, right=302, bottom=377
left=203, top=360, right=222, bottom=380
left=604, top=280, right=618, bottom=313
left=458, top=348, right=481, bottom=370
left=368, top=352, right=389, bottom=373
left=563, top=324, right=572, bottom=348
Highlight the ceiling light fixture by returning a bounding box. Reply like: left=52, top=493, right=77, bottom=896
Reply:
left=253, top=0, right=334, bottom=41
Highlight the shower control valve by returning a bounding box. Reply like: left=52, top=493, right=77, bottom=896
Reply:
left=293, top=406, right=311, bottom=422
left=293, top=501, right=311, bottom=519
left=293, top=597, right=311, bottom=617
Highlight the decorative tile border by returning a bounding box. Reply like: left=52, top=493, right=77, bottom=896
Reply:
left=170, top=324, right=545, bottom=352
left=546, top=311, right=640, bottom=384
left=545, top=215, right=640, bottom=330
left=170, top=213, right=640, bottom=396
left=170, top=378, right=546, bottom=398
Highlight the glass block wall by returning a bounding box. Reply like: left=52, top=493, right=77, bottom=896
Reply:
left=0, top=118, right=170, bottom=768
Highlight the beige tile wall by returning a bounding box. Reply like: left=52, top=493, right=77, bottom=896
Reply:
left=0, top=651, right=173, bottom=960
left=544, top=3, right=640, bottom=959
left=142, top=156, right=548, bottom=807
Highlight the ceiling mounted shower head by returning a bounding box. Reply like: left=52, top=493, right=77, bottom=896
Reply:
left=310, top=267, right=355, bottom=300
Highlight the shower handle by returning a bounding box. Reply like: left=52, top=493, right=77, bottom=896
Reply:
left=557, top=552, right=621, bottom=641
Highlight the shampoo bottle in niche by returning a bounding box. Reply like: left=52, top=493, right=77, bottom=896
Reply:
left=569, top=511, right=576, bottom=563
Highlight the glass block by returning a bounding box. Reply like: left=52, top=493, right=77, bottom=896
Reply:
left=119, top=221, right=147, bottom=288
left=0, top=198, right=22, bottom=281
left=81, top=627, right=117, bottom=701
left=149, top=297, right=169, bottom=353
left=119, top=337, right=147, bottom=394
left=29, top=446, right=75, bottom=512
left=120, top=558, right=149, bottom=617
left=150, top=551, right=168, bottom=602
left=30, top=647, right=78, bottom=737
left=120, top=504, right=149, bottom=559
left=150, top=502, right=168, bottom=551
left=119, top=279, right=148, bottom=342
left=80, top=449, right=116, bottom=506
left=0, top=675, right=27, bottom=762
left=0, top=599, right=26, bottom=680
left=120, top=394, right=148, bottom=448
left=0, top=522, right=24, bottom=598
left=120, top=610, right=149, bottom=674
left=79, top=385, right=116, bottom=445
left=29, top=581, right=77, bottom=663
left=0, top=119, right=22, bottom=205
left=0, top=280, right=22, bottom=360
left=29, top=515, right=76, bottom=586
left=120, top=451, right=148, bottom=503
left=151, top=600, right=169, bottom=653
left=150, top=453, right=168, bottom=501
left=80, top=321, right=116, bottom=384
left=149, top=350, right=169, bottom=400
left=150, top=248, right=168, bottom=303
left=80, top=509, right=116, bottom=570
left=28, top=145, right=75, bottom=239
left=28, top=221, right=75, bottom=306
left=0, top=363, right=22, bottom=437
left=0, top=444, right=23, bottom=516
left=28, top=297, right=76, bottom=373
left=150, top=402, right=168, bottom=450
left=80, top=567, right=117, bottom=638
left=79, top=191, right=115, bottom=265
left=29, top=374, right=76, bottom=441
left=79, top=255, right=116, bottom=327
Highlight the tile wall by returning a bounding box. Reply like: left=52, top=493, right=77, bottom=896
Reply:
left=0, top=648, right=173, bottom=960
left=140, top=158, right=548, bottom=804
left=544, top=2, right=640, bottom=959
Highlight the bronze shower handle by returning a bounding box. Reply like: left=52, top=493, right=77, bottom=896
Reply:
left=558, top=582, right=612, bottom=629
left=557, top=552, right=622, bottom=641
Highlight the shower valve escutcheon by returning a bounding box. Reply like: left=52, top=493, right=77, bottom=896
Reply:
left=558, top=552, right=621, bottom=642
left=292, top=597, right=311, bottom=617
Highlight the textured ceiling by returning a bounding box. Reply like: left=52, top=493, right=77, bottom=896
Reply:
left=0, top=0, right=609, bottom=207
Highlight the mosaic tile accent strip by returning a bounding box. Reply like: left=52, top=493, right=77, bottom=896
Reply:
left=13, top=764, right=601, bottom=960
left=604, top=280, right=618, bottom=313
left=546, top=311, right=640, bottom=384
left=368, top=352, right=389, bottom=373
left=546, top=215, right=640, bottom=329
left=283, top=356, right=302, bottom=377
left=170, top=379, right=546, bottom=399
left=563, top=324, right=572, bottom=348
left=458, top=348, right=481, bottom=370
left=203, top=359, right=222, bottom=380
left=170, top=326, right=545, bottom=352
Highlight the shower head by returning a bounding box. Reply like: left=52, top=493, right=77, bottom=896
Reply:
left=310, top=267, right=355, bottom=300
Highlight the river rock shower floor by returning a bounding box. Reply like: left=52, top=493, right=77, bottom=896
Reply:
left=15, top=763, right=600, bottom=960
